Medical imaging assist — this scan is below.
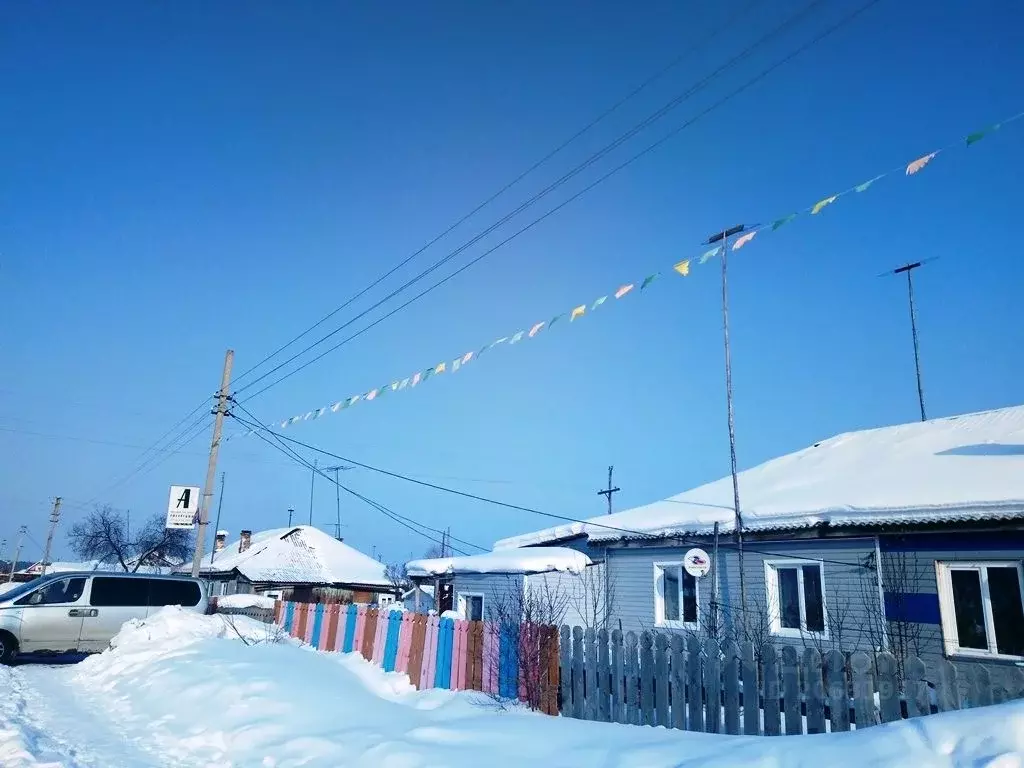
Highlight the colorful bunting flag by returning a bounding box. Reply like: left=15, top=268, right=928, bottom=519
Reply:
left=855, top=174, right=884, bottom=193
left=699, top=246, right=721, bottom=264
left=811, top=195, right=837, bottom=215
left=906, top=152, right=937, bottom=176
left=673, top=259, right=691, bottom=277
left=640, top=274, right=658, bottom=291
left=592, top=296, right=607, bottom=310
left=280, top=420, right=289, bottom=429
left=615, top=284, right=634, bottom=299
left=435, top=362, right=446, bottom=374
left=529, top=322, right=545, bottom=338
left=491, top=337, right=509, bottom=348
left=316, top=408, right=326, bottom=419
left=570, top=305, right=586, bottom=321
left=452, top=358, right=461, bottom=372
left=967, top=123, right=1000, bottom=147
left=303, top=411, right=314, bottom=421
left=772, top=213, right=797, bottom=231
left=462, top=352, right=473, bottom=364
left=390, top=381, right=399, bottom=392
left=510, top=330, right=525, bottom=343
left=365, top=389, right=378, bottom=401
left=548, top=313, right=565, bottom=328
left=399, top=378, right=410, bottom=390
left=331, top=401, right=343, bottom=412
left=411, top=373, right=421, bottom=387
left=732, top=231, right=756, bottom=250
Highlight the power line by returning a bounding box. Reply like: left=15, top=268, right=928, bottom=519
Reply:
left=228, top=0, right=766, bottom=390
left=234, top=0, right=866, bottom=402
left=230, top=411, right=874, bottom=571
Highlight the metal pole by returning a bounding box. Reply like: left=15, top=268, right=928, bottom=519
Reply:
left=711, top=521, right=720, bottom=636
left=210, top=472, right=226, bottom=565
left=191, top=349, right=234, bottom=577
left=287, top=507, right=294, bottom=527
left=41, top=497, right=62, bottom=576
left=334, top=468, right=341, bottom=538
left=0, top=540, right=6, bottom=578
left=906, top=268, right=927, bottom=421
left=308, top=457, right=317, bottom=526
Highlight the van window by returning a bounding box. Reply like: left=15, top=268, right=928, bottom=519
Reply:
left=15, top=577, right=86, bottom=606
left=148, top=579, right=201, bottom=607
left=90, top=577, right=149, bottom=607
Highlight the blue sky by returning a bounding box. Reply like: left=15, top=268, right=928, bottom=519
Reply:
left=2, top=0, right=1022, bottom=566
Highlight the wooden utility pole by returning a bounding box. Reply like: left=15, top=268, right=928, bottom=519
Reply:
left=597, top=466, right=621, bottom=515
left=40, top=497, right=62, bottom=576
left=707, top=225, right=748, bottom=624
left=191, top=349, right=234, bottom=577
left=7, top=526, right=26, bottom=583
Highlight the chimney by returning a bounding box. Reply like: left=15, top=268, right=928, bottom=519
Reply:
left=239, top=530, right=252, bottom=553
left=215, top=530, right=228, bottom=553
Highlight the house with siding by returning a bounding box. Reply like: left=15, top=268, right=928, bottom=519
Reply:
left=493, top=405, right=1024, bottom=683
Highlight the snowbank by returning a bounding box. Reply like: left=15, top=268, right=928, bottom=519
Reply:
left=214, top=593, right=277, bottom=610
left=41, top=607, right=1024, bottom=767
left=407, top=547, right=591, bottom=577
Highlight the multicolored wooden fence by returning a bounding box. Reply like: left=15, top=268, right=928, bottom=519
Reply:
left=273, top=601, right=559, bottom=715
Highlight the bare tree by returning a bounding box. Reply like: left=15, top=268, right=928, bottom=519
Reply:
left=68, top=506, right=192, bottom=573
left=564, top=563, right=616, bottom=632
left=421, top=543, right=445, bottom=559
left=385, top=561, right=411, bottom=594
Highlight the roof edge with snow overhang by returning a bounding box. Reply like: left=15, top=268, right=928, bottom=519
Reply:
left=406, top=547, right=592, bottom=578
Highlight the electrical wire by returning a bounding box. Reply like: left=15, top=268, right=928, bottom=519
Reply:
left=228, top=0, right=767, bottom=390
left=235, top=0, right=882, bottom=403
left=231, top=410, right=874, bottom=571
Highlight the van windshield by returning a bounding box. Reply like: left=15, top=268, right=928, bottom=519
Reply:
left=0, top=575, right=53, bottom=603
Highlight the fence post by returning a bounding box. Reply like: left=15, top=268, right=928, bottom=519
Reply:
left=686, top=634, right=703, bottom=732
left=638, top=631, right=654, bottom=726
left=722, top=640, right=740, bottom=735
left=407, top=614, right=426, bottom=688
left=671, top=634, right=686, bottom=731
left=584, top=627, right=598, bottom=721
left=850, top=651, right=876, bottom=728
left=935, top=659, right=960, bottom=712
left=904, top=656, right=929, bottom=717
left=611, top=629, right=624, bottom=724
left=1007, top=668, right=1024, bottom=700
left=741, top=642, right=759, bottom=736
left=597, top=628, right=611, bottom=722
left=654, top=633, right=670, bottom=728
left=560, top=625, right=573, bottom=717
left=625, top=631, right=639, bottom=726
left=572, top=627, right=585, bottom=720
left=803, top=647, right=826, bottom=734
left=969, top=665, right=993, bottom=709
left=782, top=645, right=801, bottom=735
left=705, top=638, right=722, bottom=734
left=762, top=644, right=781, bottom=736
left=875, top=651, right=902, bottom=723
left=824, top=649, right=849, bottom=732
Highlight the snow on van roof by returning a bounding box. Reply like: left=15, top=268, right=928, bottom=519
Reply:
left=495, top=405, right=1024, bottom=548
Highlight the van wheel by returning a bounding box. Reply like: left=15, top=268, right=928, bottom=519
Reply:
left=0, top=632, right=18, bottom=665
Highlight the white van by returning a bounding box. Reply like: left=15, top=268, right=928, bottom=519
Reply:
left=0, top=571, right=208, bottom=664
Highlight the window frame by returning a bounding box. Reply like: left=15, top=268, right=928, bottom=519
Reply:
left=935, top=560, right=1024, bottom=661
left=459, top=592, right=485, bottom=622
left=763, top=559, right=828, bottom=639
left=653, top=561, right=699, bottom=630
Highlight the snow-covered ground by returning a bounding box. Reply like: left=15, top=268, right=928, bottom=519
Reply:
left=2, top=608, right=1023, bottom=767
left=214, top=593, right=277, bottom=610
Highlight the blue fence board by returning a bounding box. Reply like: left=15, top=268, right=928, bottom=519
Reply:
left=383, top=612, right=401, bottom=672
left=311, top=605, right=324, bottom=649
left=284, top=602, right=295, bottom=634
left=343, top=605, right=358, bottom=653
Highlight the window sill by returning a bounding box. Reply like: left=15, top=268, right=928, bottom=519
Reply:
left=655, top=620, right=699, bottom=631
left=944, top=650, right=1024, bottom=666
left=770, top=628, right=828, bottom=641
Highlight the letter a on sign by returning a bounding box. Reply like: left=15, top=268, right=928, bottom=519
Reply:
left=167, top=485, right=200, bottom=530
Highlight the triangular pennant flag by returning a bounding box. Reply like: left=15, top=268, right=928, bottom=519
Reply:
left=811, top=195, right=838, bottom=215
left=365, top=389, right=378, bottom=401
left=640, top=274, right=658, bottom=291
left=452, top=358, right=461, bottom=372
left=906, top=152, right=937, bottom=175
left=549, top=313, right=565, bottom=328
left=376, top=383, right=388, bottom=396
left=509, top=330, right=525, bottom=343
left=398, top=378, right=410, bottom=390
left=732, top=231, right=756, bottom=250
left=672, top=259, right=691, bottom=277
left=390, top=381, right=400, bottom=392
left=528, top=322, right=545, bottom=338
left=772, top=213, right=797, bottom=231
left=330, top=401, right=343, bottom=412
left=490, top=337, right=509, bottom=348
left=615, top=283, right=635, bottom=299
left=591, top=296, right=607, bottom=310
left=290, top=416, right=302, bottom=425
left=570, top=304, right=586, bottom=321
left=855, top=174, right=884, bottom=193
left=303, top=411, right=315, bottom=421
left=461, top=351, right=473, bottom=364
left=967, top=123, right=1000, bottom=147
left=347, top=395, right=361, bottom=406
left=435, top=362, right=446, bottom=374
left=699, top=246, right=721, bottom=264
left=411, top=373, right=422, bottom=387
left=477, top=345, right=489, bottom=357
left=315, top=408, right=326, bottom=419
left=280, top=420, right=289, bottom=429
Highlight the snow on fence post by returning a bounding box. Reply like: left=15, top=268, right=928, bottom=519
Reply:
left=670, top=634, right=686, bottom=731
left=803, top=648, right=826, bottom=734
left=584, top=628, right=599, bottom=721
left=742, top=642, right=759, bottom=736
left=686, top=634, right=703, bottom=733
left=611, top=629, right=625, bottom=724
left=935, top=658, right=960, bottom=712
left=572, top=627, right=585, bottom=719
left=825, top=649, right=850, bottom=732
left=654, top=633, right=669, bottom=729
left=875, top=651, right=902, bottom=723
left=705, top=638, right=722, bottom=734
left=762, top=644, right=781, bottom=736
left=722, top=640, right=741, bottom=735
left=850, top=651, right=877, bottom=729
left=625, top=631, right=639, bottom=726
left=904, top=656, right=929, bottom=717
left=597, top=628, right=611, bottom=723
left=559, top=626, right=573, bottom=717
left=782, top=645, right=801, bottom=735
left=638, top=631, right=654, bottom=727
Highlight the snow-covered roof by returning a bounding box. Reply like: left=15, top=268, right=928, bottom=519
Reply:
left=17, top=559, right=176, bottom=576
left=193, top=526, right=391, bottom=588
left=406, top=547, right=592, bottom=578
left=402, top=584, right=435, bottom=600
left=496, top=405, right=1024, bottom=548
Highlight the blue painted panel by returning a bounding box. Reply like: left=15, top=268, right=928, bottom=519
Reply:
left=311, top=604, right=324, bottom=649
left=284, top=601, right=295, bottom=633
left=383, top=612, right=401, bottom=672
left=884, top=592, right=941, bottom=624
left=498, top=623, right=519, bottom=699
left=436, top=618, right=454, bottom=689
left=343, top=604, right=358, bottom=653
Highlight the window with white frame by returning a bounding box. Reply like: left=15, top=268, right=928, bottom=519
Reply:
left=458, top=592, right=485, bottom=622
left=654, top=562, right=698, bottom=628
left=764, top=560, right=826, bottom=637
left=936, top=561, right=1024, bottom=660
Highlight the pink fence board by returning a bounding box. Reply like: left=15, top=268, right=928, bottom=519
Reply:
left=354, top=606, right=367, bottom=655
left=483, top=623, right=498, bottom=694
left=318, top=606, right=333, bottom=650
left=396, top=613, right=414, bottom=674
left=333, top=606, right=348, bottom=652
left=420, top=615, right=440, bottom=689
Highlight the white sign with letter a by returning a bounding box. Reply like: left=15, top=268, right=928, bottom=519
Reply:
left=166, top=485, right=200, bottom=530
